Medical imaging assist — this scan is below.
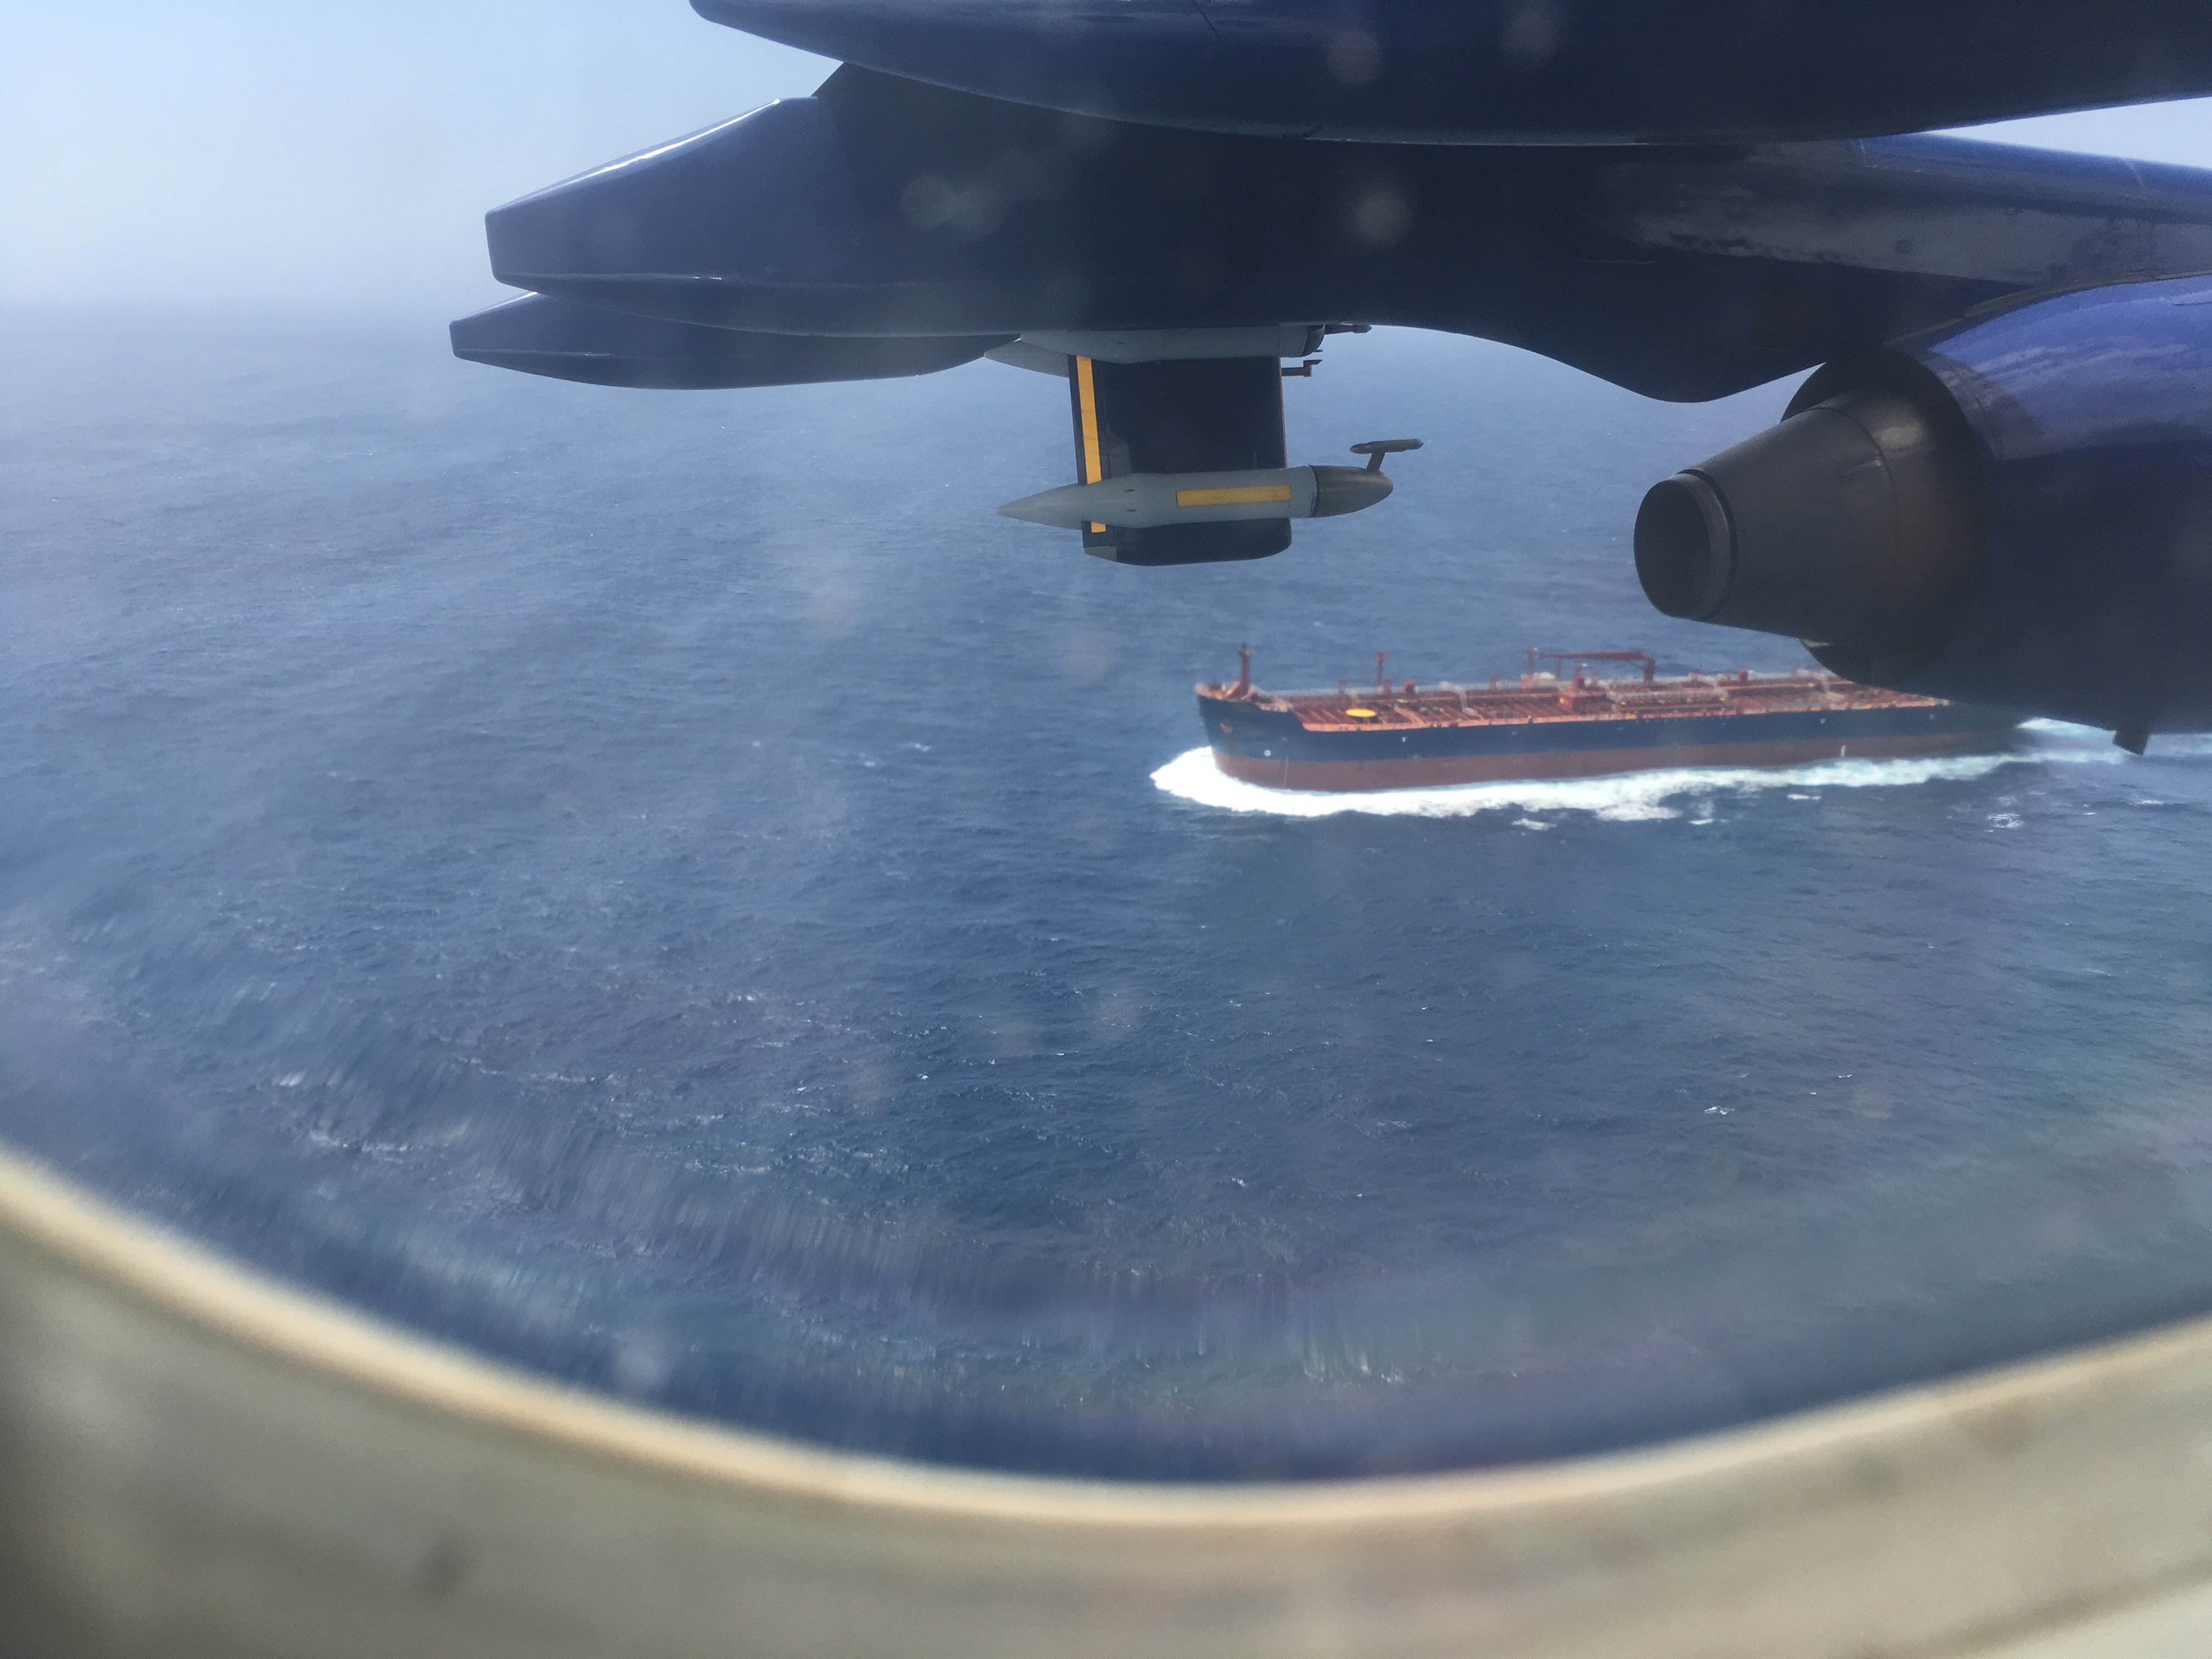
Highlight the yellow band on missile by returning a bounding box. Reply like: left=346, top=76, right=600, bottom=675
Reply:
left=1176, top=484, right=1294, bottom=508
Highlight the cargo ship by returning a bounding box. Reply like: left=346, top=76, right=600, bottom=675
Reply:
left=1198, top=647, right=2021, bottom=791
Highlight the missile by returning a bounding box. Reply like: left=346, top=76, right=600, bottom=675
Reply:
left=999, top=465, right=1384, bottom=530
left=1000, top=441, right=1420, bottom=533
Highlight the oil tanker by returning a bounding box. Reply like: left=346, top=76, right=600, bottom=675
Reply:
left=1198, top=647, right=2021, bottom=791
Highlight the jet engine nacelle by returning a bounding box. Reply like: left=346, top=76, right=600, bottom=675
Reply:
left=1635, top=274, right=2212, bottom=744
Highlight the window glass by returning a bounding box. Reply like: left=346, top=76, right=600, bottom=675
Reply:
left=5, top=4, right=2212, bottom=1479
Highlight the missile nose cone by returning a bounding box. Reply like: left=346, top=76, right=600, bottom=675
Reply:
left=997, top=483, right=1092, bottom=530
left=1308, top=465, right=1393, bottom=518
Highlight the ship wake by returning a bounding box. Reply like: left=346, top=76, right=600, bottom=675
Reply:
left=1149, top=724, right=2149, bottom=823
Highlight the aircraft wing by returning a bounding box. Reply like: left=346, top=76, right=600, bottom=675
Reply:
left=453, top=4, right=2212, bottom=738
left=690, top=0, right=2212, bottom=144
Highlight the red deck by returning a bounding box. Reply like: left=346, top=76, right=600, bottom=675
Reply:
left=1201, top=667, right=1953, bottom=733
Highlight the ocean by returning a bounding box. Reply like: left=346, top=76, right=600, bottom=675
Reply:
left=5, top=308, right=2212, bottom=1480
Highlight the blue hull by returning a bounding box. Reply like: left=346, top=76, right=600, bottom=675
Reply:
left=1199, top=690, right=2019, bottom=791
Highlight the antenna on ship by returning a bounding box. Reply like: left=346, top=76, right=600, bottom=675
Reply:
left=1375, top=651, right=1389, bottom=693
left=1231, top=644, right=1252, bottom=699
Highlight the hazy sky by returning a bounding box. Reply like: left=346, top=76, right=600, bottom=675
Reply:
left=5, top=1, right=2210, bottom=317
left=3, top=2, right=833, bottom=315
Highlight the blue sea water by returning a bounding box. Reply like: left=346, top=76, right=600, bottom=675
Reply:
left=6, top=308, right=2212, bottom=1480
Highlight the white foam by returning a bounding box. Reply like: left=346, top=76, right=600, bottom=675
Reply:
left=2016, top=718, right=2130, bottom=764
left=1150, top=744, right=2028, bottom=823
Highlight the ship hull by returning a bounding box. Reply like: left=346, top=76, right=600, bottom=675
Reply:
left=1199, top=691, right=2019, bottom=792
